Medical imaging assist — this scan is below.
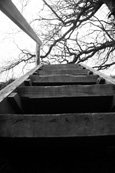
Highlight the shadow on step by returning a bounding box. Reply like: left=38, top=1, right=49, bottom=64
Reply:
left=0, top=136, right=115, bottom=172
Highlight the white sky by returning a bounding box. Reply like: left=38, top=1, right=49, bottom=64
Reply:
left=0, top=1, right=115, bottom=81
left=0, top=0, right=43, bottom=81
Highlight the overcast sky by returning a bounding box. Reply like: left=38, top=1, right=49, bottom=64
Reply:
left=0, top=0, right=43, bottom=81
left=0, top=0, right=114, bottom=82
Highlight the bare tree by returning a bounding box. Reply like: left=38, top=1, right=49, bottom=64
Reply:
left=1, top=0, right=115, bottom=74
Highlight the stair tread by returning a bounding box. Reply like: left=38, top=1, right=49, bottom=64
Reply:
left=38, top=69, right=89, bottom=75
left=0, top=112, right=115, bottom=137
left=41, top=64, right=83, bottom=70
left=30, top=74, right=98, bottom=85
left=17, top=84, right=115, bottom=98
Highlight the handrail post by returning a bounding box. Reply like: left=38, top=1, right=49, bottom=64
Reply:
left=36, top=44, right=40, bottom=65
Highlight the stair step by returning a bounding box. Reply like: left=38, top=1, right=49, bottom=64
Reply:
left=16, top=84, right=115, bottom=114
left=38, top=69, right=89, bottom=76
left=0, top=113, right=115, bottom=137
left=17, top=84, right=115, bottom=98
left=41, top=64, right=83, bottom=70
left=30, top=75, right=98, bottom=86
